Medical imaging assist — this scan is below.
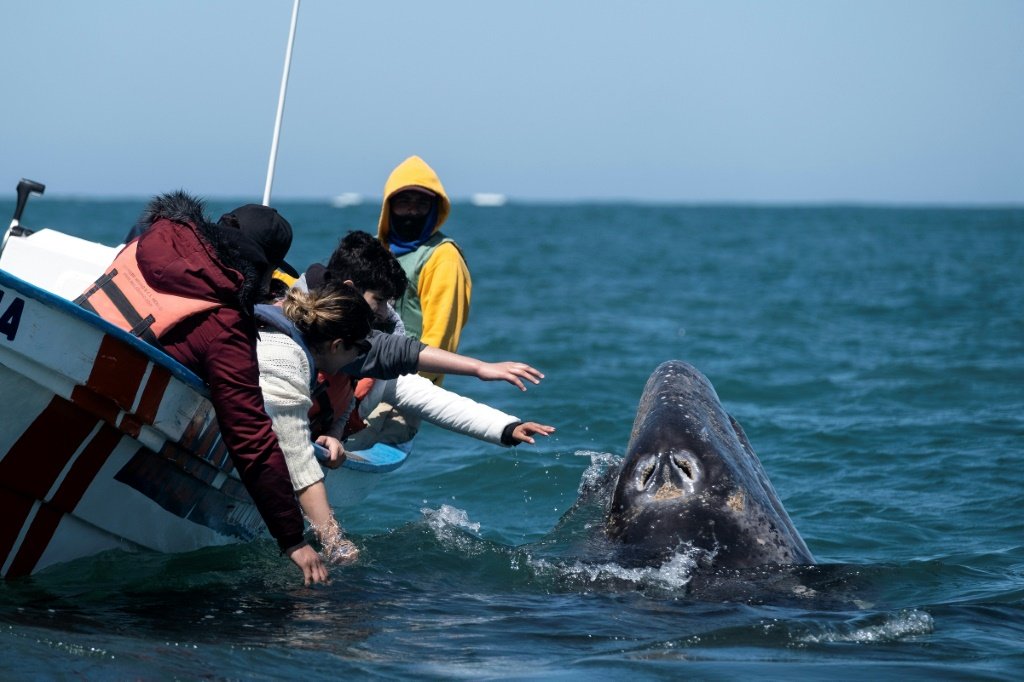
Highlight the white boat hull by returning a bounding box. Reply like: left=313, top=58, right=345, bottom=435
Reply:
left=0, top=227, right=405, bottom=577
left=0, top=264, right=265, bottom=577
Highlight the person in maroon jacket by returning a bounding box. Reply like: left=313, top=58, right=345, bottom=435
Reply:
left=79, top=192, right=326, bottom=585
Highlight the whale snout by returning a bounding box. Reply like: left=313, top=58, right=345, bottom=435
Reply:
left=608, top=361, right=815, bottom=568
left=630, top=450, right=701, bottom=501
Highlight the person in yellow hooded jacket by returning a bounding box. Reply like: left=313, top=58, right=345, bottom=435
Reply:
left=377, top=156, right=471, bottom=386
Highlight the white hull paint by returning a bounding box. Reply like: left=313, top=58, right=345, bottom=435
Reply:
left=0, top=262, right=263, bottom=578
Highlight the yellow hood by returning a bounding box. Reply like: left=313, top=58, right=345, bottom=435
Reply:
left=377, top=156, right=451, bottom=244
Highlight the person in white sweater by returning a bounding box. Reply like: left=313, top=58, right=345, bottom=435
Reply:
left=254, top=280, right=546, bottom=566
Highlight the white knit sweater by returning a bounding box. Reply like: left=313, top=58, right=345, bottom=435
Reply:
left=256, top=329, right=323, bottom=491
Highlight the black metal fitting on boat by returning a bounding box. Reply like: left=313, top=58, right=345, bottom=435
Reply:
left=2, top=178, right=45, bottom=255
left=12, top=178, right=45, bottom=228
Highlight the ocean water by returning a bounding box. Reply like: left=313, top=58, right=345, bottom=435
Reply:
left=1, top=198, right=1022, bottom=679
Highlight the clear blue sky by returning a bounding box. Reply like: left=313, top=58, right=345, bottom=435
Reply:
left=2, top=1, right=1022, bottom=204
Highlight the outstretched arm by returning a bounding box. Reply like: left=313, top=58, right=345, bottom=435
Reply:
left=416, top=346, right=544, bottom=391
left=341, top=331, right=544, bottom=390
left=381, top=373, right=553, bottom=445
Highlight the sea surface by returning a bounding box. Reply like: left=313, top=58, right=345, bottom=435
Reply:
left=1, top=198, right=1022, bottom=680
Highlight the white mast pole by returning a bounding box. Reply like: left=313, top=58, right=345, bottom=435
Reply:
left=263, top=0, right=301, bottom=206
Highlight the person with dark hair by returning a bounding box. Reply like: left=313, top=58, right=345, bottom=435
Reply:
left=299, top=229, right=408, bottom=334
left=327, top=230, right=406, bottom=306
left=77, top=191, right=327, bottom=585
left=253, top=278, right=547, bottom=565
left=296, top=230, right=409, bottom=443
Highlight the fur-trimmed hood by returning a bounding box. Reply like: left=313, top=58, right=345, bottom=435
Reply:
left=133, top=191, right=263, bottom=311
left=135, top=190, right=208, bottom=230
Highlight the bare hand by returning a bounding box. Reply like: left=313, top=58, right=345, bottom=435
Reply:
left=316, top=435, right=346, bottom=469
left=476, top=361, right=544, bottom=391
left=287, top=542, right=329, bottom=586
left=511, top=421, right=556, bottom=445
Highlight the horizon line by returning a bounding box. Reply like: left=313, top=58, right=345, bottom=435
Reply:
left=4, top=195, right=1021, bottom=211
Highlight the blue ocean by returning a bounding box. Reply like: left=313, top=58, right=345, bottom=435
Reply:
left=1, top=198, right=1022, bottom=679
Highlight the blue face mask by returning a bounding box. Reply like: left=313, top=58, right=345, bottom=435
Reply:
left=388, top=202, right=438, bottom=256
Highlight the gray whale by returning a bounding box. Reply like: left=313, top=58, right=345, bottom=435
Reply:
left=607, top=361, right=814, bottom=569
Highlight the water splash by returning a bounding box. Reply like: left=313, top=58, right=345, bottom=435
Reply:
left=525, top=546, right=709, bottom=592
left=797, top=609, right=935, bottom=644
left=409, top=505, right=496, bottom=562
left=573, top=450, right=621, bottom=498
left=420, top=504, right=482, bottom=535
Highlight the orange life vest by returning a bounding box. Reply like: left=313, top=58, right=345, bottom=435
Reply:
left=75, top=240, right=220, bottom=344
left=308, top=371, right=359, bottom=439
left=345, top=378, right=376, bottom=436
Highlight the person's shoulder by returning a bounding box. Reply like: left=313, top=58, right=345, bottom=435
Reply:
left=256, top=331, right=310, bottom=388
left=426, top=240, right=468, bottom=269
left=433, top=239, right=462, bottom=253
left=257, top=328, right=304, bottom=356
left=183, top=305, right=253, bottom=343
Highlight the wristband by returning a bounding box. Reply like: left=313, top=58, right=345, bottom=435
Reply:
left=500, top=421, right=523, bottom=446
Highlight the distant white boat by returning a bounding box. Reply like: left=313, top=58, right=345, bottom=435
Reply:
left=470, top=193, right=507, bottom=207
left=331, top=192, right=363, bottom=208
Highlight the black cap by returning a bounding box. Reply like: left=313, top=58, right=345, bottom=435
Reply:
left=217, top=204, right=297, bottom=276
